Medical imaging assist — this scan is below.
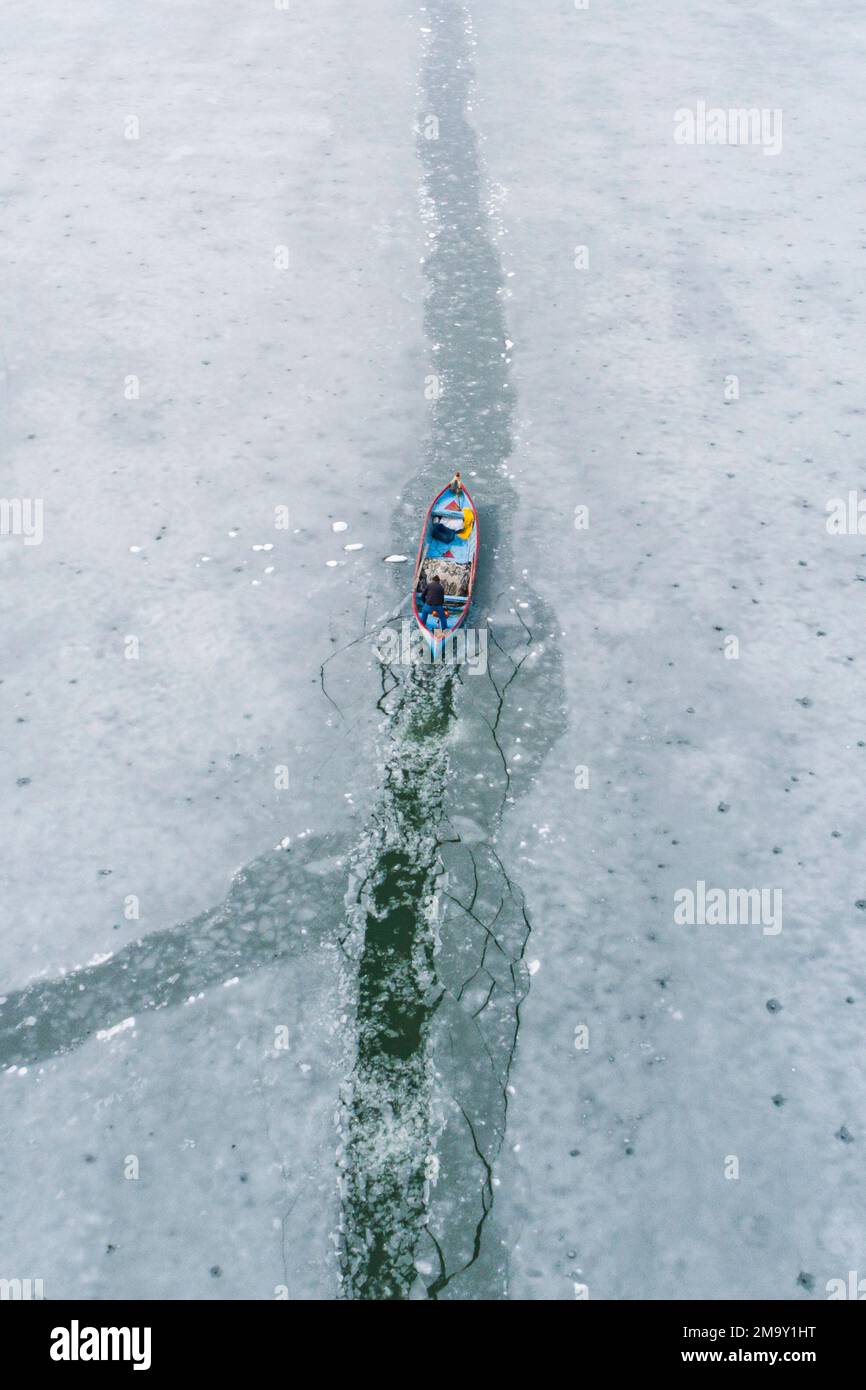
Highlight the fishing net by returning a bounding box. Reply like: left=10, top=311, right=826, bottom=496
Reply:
left=416, top=557, right=471, bottom=596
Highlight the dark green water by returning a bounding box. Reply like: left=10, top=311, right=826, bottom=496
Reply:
left=338, top=666, right=454, bottom=1299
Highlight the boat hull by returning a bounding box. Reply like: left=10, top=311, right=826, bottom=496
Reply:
left=411, top=482, right=478, bottom=653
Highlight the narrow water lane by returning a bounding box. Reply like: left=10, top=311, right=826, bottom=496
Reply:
left=336, top=1, right=567, bottom=1300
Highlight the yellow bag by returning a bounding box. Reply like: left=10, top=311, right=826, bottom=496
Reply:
left=457, top=507, right=474, bottom=541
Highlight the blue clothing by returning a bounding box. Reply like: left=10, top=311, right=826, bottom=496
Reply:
left=419, top=602, right=448, bottom=630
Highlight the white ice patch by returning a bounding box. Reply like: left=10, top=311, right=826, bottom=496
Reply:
left=332, top=521, right=348, bottom=532
left=384, top=554, right=408, bottom=563
left=96, top=1016, right=135, bottom=1042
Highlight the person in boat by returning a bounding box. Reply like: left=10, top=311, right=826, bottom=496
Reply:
left=450, top=471, right=463, bottom=497
left=419, top=574, right=448, bottom=630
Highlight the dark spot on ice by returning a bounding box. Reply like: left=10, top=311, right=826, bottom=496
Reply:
left=796, top=697, right=813, bottom=707
left=797, top=1271, right=815, bottom=1291
left=766, top=998, right=782, bottom=1014
left=846, top=996, right=855, bottom=1004
left=569, top=1149, right=580, bottom=1157
left=831, top=830, right=841, bottom=838
left=84, top=1154, right=96, bottom=1163
left=717, top=801, right=730, bottom=813
left=210, top=1266, right=222, bottom=1278
left=106, top=1244, right=116, bottom=1254
left=836, top=1125, right=854, bottom=1144
left=98, top=869, right=112, bottom=877
left=773, top=846, right=783, bottom=854
left=771, top=1094, right=786, bottom=1107
left=239, top=1173, right=248, bottom=1183
left=855, top=901, right=866, bottom=911
left=17, top=777, right=31, bottom=786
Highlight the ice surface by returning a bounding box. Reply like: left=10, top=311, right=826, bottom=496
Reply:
left=0, top=0, right=426, bottom=1298
left=469, top=0, right=866, bottom=1300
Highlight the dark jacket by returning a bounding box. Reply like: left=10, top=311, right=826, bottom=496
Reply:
left=423, top=579, right=446, bottom=607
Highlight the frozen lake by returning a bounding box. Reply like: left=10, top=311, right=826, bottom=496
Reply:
left=1, top=0, right=864, bottom=1300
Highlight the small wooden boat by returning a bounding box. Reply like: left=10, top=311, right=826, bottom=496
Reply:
left=412, top=479, right=478, bottom=650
